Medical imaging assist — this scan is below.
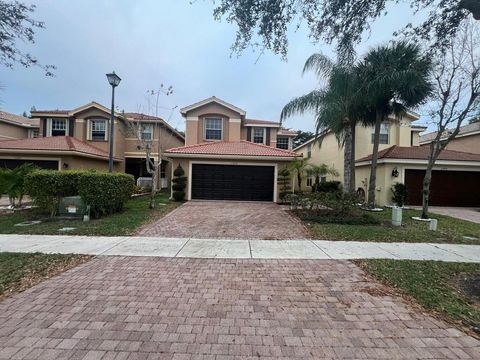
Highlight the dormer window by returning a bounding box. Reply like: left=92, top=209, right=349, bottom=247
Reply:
left=46, top=118, right=68, bottom=137
left=140, top=124, right=153, bottom=141
left=204, top=118, right=223, bottom=140
left=86, top=119, right=108, bottom=141
left=276, top=136, right=289, bottom=149
left=253, top=127, right=266, bottom=144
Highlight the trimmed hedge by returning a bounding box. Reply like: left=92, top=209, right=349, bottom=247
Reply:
left=24, top=170, right=134, bottom=218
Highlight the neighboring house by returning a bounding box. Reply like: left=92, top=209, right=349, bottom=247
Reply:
left=294, top=113, right=480, bottom=207
left=0, top=102, right=184, bottom=188
left=164, top=96, right=300, bottom=202
left=0, top=111, right=39, bottom=141
left=419, top=121, right=480, bottom=154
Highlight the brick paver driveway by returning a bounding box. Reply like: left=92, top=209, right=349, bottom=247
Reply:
left=0, top=257, right=478, bottom=359
left=138, top=201, right=310, bottom=239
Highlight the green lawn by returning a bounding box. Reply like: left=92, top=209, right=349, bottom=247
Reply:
left=305, top=208, right=480, bottom=244
left=0, top=193, right=180, bottom=236
left=358, top=259, right=480, bottom=335
left=0, top=252, right=91, bottom=299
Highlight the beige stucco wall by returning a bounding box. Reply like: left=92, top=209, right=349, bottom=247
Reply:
left=61, top=155, right=123, bottom=172
left=169, top=157, right=293, bottom=202
left=0, top=122, right=29, bottom=141
left=443, top=134, right=480, bottom=154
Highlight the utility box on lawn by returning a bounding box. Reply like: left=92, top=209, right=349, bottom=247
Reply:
left=59, top=196, right=87, bottom=218
left=392, top=206, right=402, bottom=226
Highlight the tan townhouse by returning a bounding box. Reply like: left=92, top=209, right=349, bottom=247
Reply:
left=0, top=111, right=40, bottom=141
left=294, top=113, right=480, bottom=207
left=0, top=102, right=184, bottom=188
left=164, top=96, right=300, bottom=202
left=419, top=121, right=480, bottom=155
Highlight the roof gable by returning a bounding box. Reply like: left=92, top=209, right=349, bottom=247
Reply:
left=180, top=96, right=246, bottom=117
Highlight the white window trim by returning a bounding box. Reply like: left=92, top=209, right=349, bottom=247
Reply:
left=204, top=117, right=223, bottom=141
left=87, top=119, right=108, bottom=141
left=306, top=175, right=313, bottom=187
left=46, top=118, right=69, bottom=137
left=139, top=123, right=154, bottom=141
left=253, top=127, right=267, bottom=145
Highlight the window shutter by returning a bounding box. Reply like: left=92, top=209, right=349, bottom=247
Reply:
left=46, top=118, right=52, bottom=137
left=266, top=128, right=271, bottom=146
left=86, top=120, right=92, bottom=140
left=65, top=119, right=69, bottom=137
left=247, top=127, right=252, bottom=142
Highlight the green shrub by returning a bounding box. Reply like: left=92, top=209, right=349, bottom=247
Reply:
left=172, top=165, right=186, bottom=201
left=78, top=172, right=134, bottom=218
left=316, top=180, right=342, bottom=193
left=24, top=170, right=83, bottom=216
left=0, top=164, right=35, bottom=207
left=25, top=170, right=134, bottom=218
left=392, top=182, right=408, bottom=207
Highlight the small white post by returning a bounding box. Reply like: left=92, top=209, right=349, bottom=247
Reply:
left=429, top=219, right=438, bottom=231
left=392, top=206, right=402, bottom=226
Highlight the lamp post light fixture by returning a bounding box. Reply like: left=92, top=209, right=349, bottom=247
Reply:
left=106, top=71, right=121, bottom=172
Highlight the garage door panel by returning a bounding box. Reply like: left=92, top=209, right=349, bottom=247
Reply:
left=192, top=164, right=274, bottom=201
left=405, top=169, right=480, bottom=207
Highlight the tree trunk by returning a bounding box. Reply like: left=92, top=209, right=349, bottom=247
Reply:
left=149, top=165, right=158, bottom=209
left=368, top=111, right=383, bottom=208
left=421, top=161, right=435, bottom=219
left=343, top=123, right=352, bottom=194
left=297, top=172, right=302, bottom=191
left=350, top=122, right=356, bottom=193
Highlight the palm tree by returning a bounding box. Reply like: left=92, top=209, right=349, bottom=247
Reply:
left=0, top=164, right=34, bottom=207
left=281, top=53, right=366, bottom=193
left=289, top=158, right=309, bottom=191
left=306, top=164, right=340, bottom=191
left=358, top=42, right=433, bottom=207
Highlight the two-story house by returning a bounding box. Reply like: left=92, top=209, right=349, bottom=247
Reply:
left=419, top=121, right=480, bottom=155
left=164, top=97, right=300, bottom=202
left=0, top=102, right=184, bottom=188
left=0, top=111, right=40, bottom=141
left=295, top=112, right=480, bottom=207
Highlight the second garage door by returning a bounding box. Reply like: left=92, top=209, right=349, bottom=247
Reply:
left=405, top=169, right=480, bottom=207
left=191, top=164, right=274, bottom=201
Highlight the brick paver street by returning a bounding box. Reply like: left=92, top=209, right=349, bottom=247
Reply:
left=138, top=201, right=310, bottom=239
left=0, top=257, right=478, bottom=359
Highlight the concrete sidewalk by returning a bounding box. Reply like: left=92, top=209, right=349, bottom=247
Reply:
left=0, top=234, right=479, bottom=262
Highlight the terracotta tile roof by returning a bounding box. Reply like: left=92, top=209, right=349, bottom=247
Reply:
left=0, top=111, right=39, bottom=128
left=277, top=129, right=297, bottom=136
left=357, top=145, right=480, bottom=162
left=420, top=121, right=480, bottom=143
left=124, top=112, right=164, bottom=121
left=0, top=136, right=121, bottom=161
left=165, top=141, right=299, bottom=158
left=244, top=118, right=280, bottom=126
left=31, top=109, right=69, bottom=115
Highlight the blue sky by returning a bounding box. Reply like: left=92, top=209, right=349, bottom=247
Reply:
left=1, top=0, right=420, bottom=132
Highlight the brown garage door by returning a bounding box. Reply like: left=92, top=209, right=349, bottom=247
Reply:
left=405, top=169, right=480, bottom=207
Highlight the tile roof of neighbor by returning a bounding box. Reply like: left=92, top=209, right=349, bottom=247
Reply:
left=165, top=141, right=299, bottom=158
left=244, top=119, right=280, bottom=126
left=0, top=136, right=120, bottom=160
left=0, top=111, right=39, bottom=128
left=420, top=121, right=480, bottom=143
left=277, top=129, right=297, bottom=136
left=123, top=112, right=165, bottom=121
left=357, top=145, right=480, bottom=162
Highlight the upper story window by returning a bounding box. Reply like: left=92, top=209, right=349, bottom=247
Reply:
left=276, top=137, right=289, bottom=150
left=307, top=144, right=312, bottom=158
left=253, top=127, right=266, bottom=144
left=90, top=119, right=107, bottom=141
left=140, top=123, right=154, bottom=141
left=46, top=118, right=68, bottom=137
left=204, top=118, right=223, bottom=140
left=372, top=122, right=390, bottom=144
left=29, top=129, right=39, bottom=138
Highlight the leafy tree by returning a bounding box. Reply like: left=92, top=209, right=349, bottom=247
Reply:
left=288, top=158, right=309, bottom=191
left=281, top=53, right=367, bottom=193
left=306, top=164, right=339, bottom=192
left=0, top=1, right=54, bottom=75
left=0, top=163, right=34, bottom=207
left=292, top=130, right=314, bottom=148
left=358, top=42, right=433, bottom=207
left=421, top=20, right=480, bottom=218
left=213, top=0, right=480, bottom=58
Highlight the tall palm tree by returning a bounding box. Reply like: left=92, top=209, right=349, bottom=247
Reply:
left=306, top=164, right=340, bottom=191
left=281, top=53, right=366, bottom=193
left=358, top=42, right=433, bottom=207
left=289, top=158, right=309, bottom=191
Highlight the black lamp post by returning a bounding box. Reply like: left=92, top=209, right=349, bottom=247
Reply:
left=106, top=71, right=121, bottom=172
